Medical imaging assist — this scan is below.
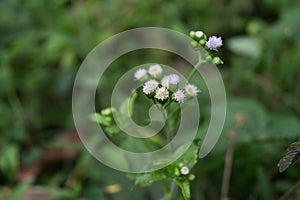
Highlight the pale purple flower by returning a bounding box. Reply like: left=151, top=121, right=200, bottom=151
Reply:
left=185, top=84, right=199, bottom=97
left=168, top=74, right=181, bottom=85
left=148, top=64, right=163, bottom=78
left=142, top=79, right=159, bottom=95
left=154, top=87, right=169, bottom=101
left=206, top=36, right=223, bottom=51
left=173, top=90, right=186, bottom=103
left=134, top=68, right=148, bottom=81
left=161, top=76, right=169, bottom=88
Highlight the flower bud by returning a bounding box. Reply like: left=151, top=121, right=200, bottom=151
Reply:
left=199, top=39, right=206, bottom=46
left=205, top=55, right=212, bottom=62
left=188, top=174, right=195, bottom=181
left=174, top=168, right=180, bottom=176
left=191, top=41, right=199, bottom=49
left=212, top=56, right=224, bottom=65
left=180, top=166, right=190, bottom=175
left=189, top=31, right=196, bottom=39
left=190, top=30, right=206, bottom=41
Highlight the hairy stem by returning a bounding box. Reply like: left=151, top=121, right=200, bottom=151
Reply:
left=187, top=53, right=204, bottom=82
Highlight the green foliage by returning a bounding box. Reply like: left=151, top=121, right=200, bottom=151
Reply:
left=1, top=0, right=300, bottom=199
left=133, top=142, right=199, bottom=199
left=0, top=145, right=19, bottom=182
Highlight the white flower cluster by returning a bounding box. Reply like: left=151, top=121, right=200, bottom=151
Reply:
left=134, top=64, right=163, bottom=82
left=134, top=64, right=200, bottom=104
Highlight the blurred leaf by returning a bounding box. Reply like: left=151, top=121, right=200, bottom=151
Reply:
left=89, top=113, right=112, bottom=126
left=120, top=90, right=137, bottom=118
left=265, top=113, right=300, bottom=139
left=227, top=36, right=262, bottom=58
left=135, top=170, right=167, bottom=187
left=256, top=166, right=275, bottom=200
left=105, top=125, right=121, bottom=135
left=0, top=144, right=19, bottom=181
left=223, top=98, right=267, bottom=143
left=175, top=142, right=199, bottom=168
left=7, top=180, right=31, bottom=200
left=175, top=180, right=190, bottom=200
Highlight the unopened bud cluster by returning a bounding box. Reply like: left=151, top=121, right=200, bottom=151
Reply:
left=174, top=163, right=195, bottom=181
left=134, top=64, right=199, bottom=104
left=189, top=30, right=224, bottom=65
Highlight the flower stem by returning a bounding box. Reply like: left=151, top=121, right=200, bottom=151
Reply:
left=187, top=53, right=205, bottom=82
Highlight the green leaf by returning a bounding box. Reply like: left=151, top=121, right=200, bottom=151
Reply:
left=105, top=125, right=121, bottom=135
left=0, top=145, right=19, bottom=181
left=89, top=113, right=112, bottom=126
left=223, top=98, right=267, bottom=143
left=256, top=166, right=275, bottom=200
left=120, top=90, right=137, bottom=117
left=227, top=36, right=262, bottom=58
left=175, top=142, right=199, bottom=169
left=134, top=169, right=167, bottom=186
left=7, top=180, right=31, bottom=200
left=175, top=180, right=191, bottom=200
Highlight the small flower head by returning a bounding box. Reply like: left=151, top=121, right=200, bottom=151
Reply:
left=142, top=79, right=159, bottom=95
left=148, top=64, right=163, bottom=79
left=161, top=76, right=169, bottom=88
left=190, top=30, right=206, bottom=41
left=195, top=31, right=204, bottom=39
left=185, top=84, right=199, bottom=97
left=180, top=166, right=190, bottom=175
left=173, top=90, right=186, bottom=103
left=206, top=36, right=223, bottom=51
left=154, top=87, right=169, bottom=101
left=168, top=74, right=181, bottom=85
left=134, top=68, right=148, bottom=82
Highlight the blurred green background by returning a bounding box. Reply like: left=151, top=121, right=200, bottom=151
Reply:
left=1, top=0, right=300, bottom=199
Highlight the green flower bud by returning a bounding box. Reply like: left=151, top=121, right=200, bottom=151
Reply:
left=191, top=41, right=199, bottom=49
left=174, top=168, right=180, bottom=176
left=212, top=56, right=224, bottom=65
left=205, top=55, right=212, bottom=62
left=199, top=39, right=206, bottom=46
left=101, top=108, right=113, bottom=116
left=189, top=31, right=196, bottom=39
left=188, top=174, right=195, bottom=181
left=178, top=162, right=184, bottom=168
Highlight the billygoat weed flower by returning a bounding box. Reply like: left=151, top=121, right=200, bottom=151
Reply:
left=161, top=76, right=169, bottom=88
left=185, top=84, right=199, bottom=97
left=148, top=64, right=163, bottom=78
left=168, top=74, right=181, bottom=85
left=161, top=74, right=180, bottom=89
left=180, top=166, right=190, bottom=175
left=154, top=87, right=169, bottom=101
left=142, top=79, right=159, bottom=95
left=134, top=68, right=148, bottom=81
left=206, top=36, right=223, bottom=51
left=173, top=90, right=186, bottom=103
left=195, top=31, right=204, bottom=38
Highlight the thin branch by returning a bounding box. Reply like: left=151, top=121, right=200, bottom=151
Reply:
left=220, top=113, right=245, bottom=200
left=279, top=179, right=300, bottom=200
left=220, top=130, right=237, bottom=200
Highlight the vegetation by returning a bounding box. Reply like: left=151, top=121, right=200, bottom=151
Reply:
left=0, top=0, right=300, bottom=199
